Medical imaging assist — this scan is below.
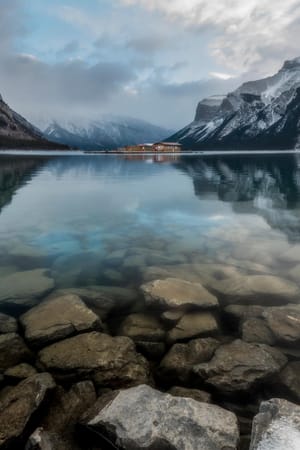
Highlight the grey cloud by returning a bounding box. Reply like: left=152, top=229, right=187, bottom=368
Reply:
left=126, top=35, right=169, bottom=54
left=57, top=40, right=80, bottom=56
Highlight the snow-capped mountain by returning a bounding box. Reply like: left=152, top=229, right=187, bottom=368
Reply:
left=36, top=116, right=172, bottom=150
left=170, top=57, right=300, bottom=150
left=0, top=94, right=67, bottom=149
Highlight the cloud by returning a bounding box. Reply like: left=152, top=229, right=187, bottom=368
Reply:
left=119, top=0, right=300, bottom=74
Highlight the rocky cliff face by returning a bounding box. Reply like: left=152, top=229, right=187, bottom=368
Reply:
left=0, top=95, right=67, bottom=149
left=170, top=57, right=300, bottom=150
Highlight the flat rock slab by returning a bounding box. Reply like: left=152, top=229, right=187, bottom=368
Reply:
left=213, top=275, right=300, bottom=305
left=194, top=339, right=287, bottom=394
left=0, top=269, right=54, bottom=307
left=0, top=333, right=32, bottom=371
left=118, top=313, right=166, bottom=342
left=0, top=373, right=56, bottom=449
left=80, top=384, right=239, bottom=450
left=141, top=278, right=219, bottom=310
left=167, top=312, right=219, bottom=343
left=0, top=312, right=17, bottom=334
left=263, top=304, right=300, bottom=346
left=4, top=363, right=37, bottom=381
left=250, top=398, right=300, bottom=450
left=20, top=294, right=102, bottom=348
left=38, top=331, right=149, bottom=388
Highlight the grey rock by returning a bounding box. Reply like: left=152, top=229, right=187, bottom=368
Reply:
left=242, top=318, right=275, bottom=345
left=142, top=278, right=219, bottom=310
left=159, top=338, right=220, bottom=384
left=38, top=331, right=149, bottom=388
left=194, top=339, right=287, bottom=394
left=0, top=333, right=32, bottom=371
left=0, top=269, right=54, bottom=307
left=4, top=363, right=37, bottom=381
left=168, top=386, right=212, bottom=403
left=20, top=294, right=102, bottom=348
left=0, top=373, right=56, bottom=449
left=167, top=312, right=219, bottom=343
left=161, top=310, right=184, bottom=326
left=80, top=384, right=239, bottom=450
left=118, top=313, right=166, bottom=342
left=263, top=304, right=300, bottom=346
left=0, top=313, right=17, bottom=334
left=277, top=362, right=300, bottom=402
left=250, top=398, right=300, bottom=450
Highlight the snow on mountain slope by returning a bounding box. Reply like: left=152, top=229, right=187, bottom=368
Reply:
left=170, top=57, right=300, bottom=150
left=35, top=115, right=173, bottom=150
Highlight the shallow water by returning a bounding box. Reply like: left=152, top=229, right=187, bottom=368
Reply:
left=1, top=152, right=300, bottom=305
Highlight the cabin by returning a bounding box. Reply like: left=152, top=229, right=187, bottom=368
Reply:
left=124, top=143, right=154, bottom=152
left=153, top=142, right=182, bottom=152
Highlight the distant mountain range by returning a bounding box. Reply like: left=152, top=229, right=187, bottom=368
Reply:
left=169, top=57, right=300, bottom=150
left=0, top=95, right=67, bottom=149
left=34, top=116, right=172, bottom=150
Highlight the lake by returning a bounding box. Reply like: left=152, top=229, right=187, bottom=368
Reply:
left=1, top=153, right=300, bottom=450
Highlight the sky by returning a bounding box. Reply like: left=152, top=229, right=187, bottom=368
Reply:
left=1, top=0, right=300, bottom=129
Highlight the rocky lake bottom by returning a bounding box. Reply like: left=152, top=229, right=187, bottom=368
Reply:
left=0, top=153, right=300, bottom=449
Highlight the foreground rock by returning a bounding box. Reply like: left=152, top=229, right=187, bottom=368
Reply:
left=20, top=294, right=102, bottom=347
left=0, top=269, right=54, bottom=309
left=80, top=384, right=239, bottom=450
left=194, top=340, right=287, bottom=394
left=118, top=313, right=166, bottom=342
left=0, top=373, right=56, bottom=449
left=38, top=332, right=149, bottom=388
left=263, top=304, right=300, bottom=346
left=4, top=363, right=37, bottom=382
left=167, top=312, right=219, bottom=343
left=250, top=398, right=300, bottom=450
left=0, top=313, right=17, bottom=334
left=0, top=333, right=32, bottom=371
left=277, top=362, right=300, bottom=402
left=213, top=275, right=300, bottom=305
left=158, top=338, right=220, bottom=384
left=141, top=278, right=219, bottom=310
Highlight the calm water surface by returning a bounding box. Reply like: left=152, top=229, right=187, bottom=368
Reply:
left=1, top=153, right=300, bottom=307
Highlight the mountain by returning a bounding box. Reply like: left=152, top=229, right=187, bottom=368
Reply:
left=0, top=94, right=68, bottom=149
left=37, top=116, right=172, bottom=150
left=170, top=57, right=300, bottom=150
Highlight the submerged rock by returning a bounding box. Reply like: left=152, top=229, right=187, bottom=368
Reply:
left=168, top=386, right=212, bottom=403
left=263, top=304, right=300, bottom=346
left=118, top=313, right=166, bottom=342
left=250, top=398, right=300, bottom=450
left=241, top=318, right=275, bottom=345
left=141, top=278, right=219, bottom=310
left=0, top=312, right=17, bottom=334
left=277, top=362, right=300, bottom=402
left=167, top=312, right=219, bottom=343
left=20, top=294, right=102, bottom=348
left=0, top=333, right=32, bottom=371
left=213, top=274, right=300, bottom=305
left=80, top=384, right=239, bottom=450
left=38, top=331, right=149, bottom=388
left=193, top=339, right=287, bottom=394
left=158, top=338, right=220, bottom=384
left=4, top=363, right=37, bottom=382
left=0, top=373, right=56, bottom=449
left=0, top=269, right=54, bottom=308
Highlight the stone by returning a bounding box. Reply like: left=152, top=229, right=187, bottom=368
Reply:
left=0, top=312, right=17, bottom=334
left=277, top=362, right=300, bottom=402
left=250, top=398, right=300, bottom=450
left=242, top=318, right=275, bottom=345
left=213, top=274, right=300, bottom=305
left=263, top=304, right=300, bottom=346
left=4, top=363, right=37, bottom=381
left=161, top=310, right=184, bottom=325
left=0, top=269, right=54, bottom=308
left=141, top=278, right=219, bottom=310
left=224, top=305, right=265, bottom=322
left=0, top=373, right=56, bottom=449
left=135, top=341, right=166, bottom=360
left=0, top=333, right=32, bottom=371
left=193, top=339, right=287, bottom=394
left=158, top=338, right=220, bottom=384
left=167, top=312, right=219, bottom=343
left=168, top=386, right=212, bottom=403
left=118, top=313, right=166, bottom=342
left=26, top=429, right=69, bottom=450
left=80, top=384, right=239, bottom=450
left=20, top=294, right=102, bottom=348
left=38, top=332, right=149, bottom=388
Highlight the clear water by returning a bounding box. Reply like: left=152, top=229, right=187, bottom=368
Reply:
left=1, top=153, right=300, bottom=308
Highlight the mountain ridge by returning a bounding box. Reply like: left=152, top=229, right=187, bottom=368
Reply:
left=169, top=57, right=300, bottom=150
